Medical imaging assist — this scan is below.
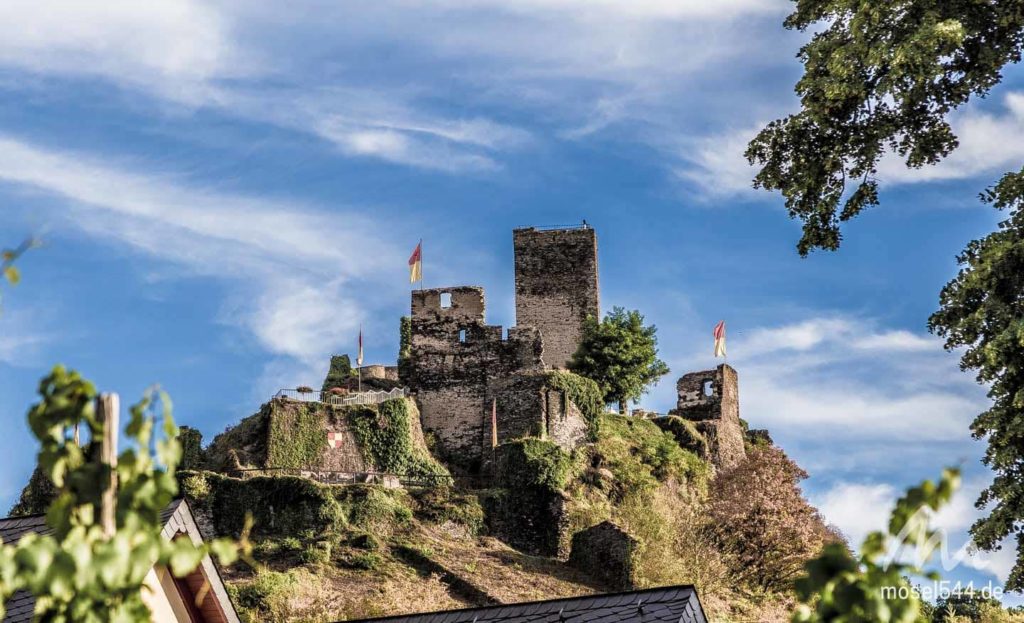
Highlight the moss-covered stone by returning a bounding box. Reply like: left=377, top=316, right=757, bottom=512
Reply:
left=267, top=400, right=328, bottom=469
left=652, top=415, right=709, bottom=458
left=180, top=471, right=344, bottom=538
left=593, top=414, right=710, bottom=498
left=485, top=440, right=574, bottom=557
left=543, top=371, right=604, bottom=437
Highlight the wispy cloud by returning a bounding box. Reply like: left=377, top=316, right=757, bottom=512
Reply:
left=0, top=135, right=404, bottom=385
left=814, top=477, right=1018, bottom=585
left=877, top=93, right=1024, bottom=184
left=654, top=314, right=988, bottom=479
left=0, top=0, right=244, bottom=103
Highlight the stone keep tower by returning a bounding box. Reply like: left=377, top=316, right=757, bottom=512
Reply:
left=513, top=226, right=600, bottom=369
left=672, top=364, right=746, bottom=470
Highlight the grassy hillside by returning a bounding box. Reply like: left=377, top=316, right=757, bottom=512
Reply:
left=187, top=411, right=827, bottom=622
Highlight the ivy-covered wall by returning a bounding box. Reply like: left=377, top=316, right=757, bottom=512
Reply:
left=178, top=426, right=205, bottom=471
left=348, top=398, right=447, bottom=478
left=267, top=400, right=328, bottom=469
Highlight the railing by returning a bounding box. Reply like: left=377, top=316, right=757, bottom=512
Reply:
left=524, top=222, right=592, bottom=231
left=224, top=467, right=453, bottom=488
left=274, top=387, right=407, bottom=407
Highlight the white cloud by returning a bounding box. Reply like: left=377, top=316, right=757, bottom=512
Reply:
left=674, top=126, right=762, bottom=198
left=815, top=477, right=1020, bottom=586
left=878, top=93, right=1024, bottom=184
left=0, top=135, right=404, bottom=384
left=816, top=482, right=897, bottom=548
left=424, top=0, right=783, bottom=20
left=0, top=0, right=243, bottom=103
left=0, top=308, right=52, bottom=367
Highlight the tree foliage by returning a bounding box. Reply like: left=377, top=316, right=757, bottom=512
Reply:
left=321, top=354, right=355, bottom=392
left=792, top=468, right=960, bottom=623
left=929, top=170, right=1024, bottom=592
left=569, top=307, right=669, bottom=414
left=708, top=445, right=838, bottom=592
left=746, top=1, right=1024, bottom=255
left=0, top=366, right=242, bottom=621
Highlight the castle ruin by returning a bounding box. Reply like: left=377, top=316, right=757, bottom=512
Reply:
left=399, top=224, right=745, bottom=473
left=670, top=364, right=746, bottom=470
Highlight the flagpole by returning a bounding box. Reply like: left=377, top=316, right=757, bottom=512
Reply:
left=419, top=238, right=423, bottom=292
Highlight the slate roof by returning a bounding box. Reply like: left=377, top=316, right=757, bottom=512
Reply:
left=0, top=499, right=239, bottom=623
left=350, top=585, right=708, bottom=623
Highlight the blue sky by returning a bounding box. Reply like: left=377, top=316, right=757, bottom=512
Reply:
left=1, top=0, right=1023, bottom=600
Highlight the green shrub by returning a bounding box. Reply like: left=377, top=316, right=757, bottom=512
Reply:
left=184, top=472, right=344, bottom=538
left=322, top=354, right=355, bottom=392
left=179, top=472, right=211, bottom=502
left=232, top=570, right=296, bottom=612
left=652, top=416, right=708, bottom=457
left=348, top=551, right=383, bottom=571
left=338, top=485, right=413, bottom=535
left=412, top=487, right=485, bottom=536
left=495, top=439, right=572, bottom=492
left=8, top=466, right=59, bottom=516
left=301, top=540, right=333, bottom=565
left=349, top=532, right=381, bottom=551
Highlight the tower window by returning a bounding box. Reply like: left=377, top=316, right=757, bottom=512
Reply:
left=459, top=329, right=467, bottom=343
left=440, top=292, right=452, bottom=308
left=703, top=380, right=714, bottom=397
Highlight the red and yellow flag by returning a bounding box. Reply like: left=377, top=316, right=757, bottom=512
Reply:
left=408, top=241, right=423, bottom=284
left=713, top=320, right=727, bottom=358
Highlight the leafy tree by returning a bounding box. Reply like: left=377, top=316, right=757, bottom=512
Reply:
left=746, top=2, right=1024, bottom=255
left=707, top=444, right=839, bottom=592
left=749, top=0, right=1024, bottom=594
left=0, top=366, right=244, bottom=621
left=929, top=174, right=1024, bottom=592
left=569, top=307, right=669, bottom=414
left=792, top=468, right=961, bottom=623
left=321, top=354, right=355, bottom=392
left=933, top=590, right=1005, bottom=623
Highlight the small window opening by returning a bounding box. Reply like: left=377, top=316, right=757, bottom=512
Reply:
left=440, top=292, right=452, bottom=308
left=459, top=329, right=467, bottom=343
left=703, top=380, right=714, bottom=397
left=502, top=327, right=509, bottom=341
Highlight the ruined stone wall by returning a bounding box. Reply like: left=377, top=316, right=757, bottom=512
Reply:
left=569, top=521, right=642, bottom=590
left=670, top=364, right=746, bottom=471
left=407, top=286, right=545, bottom=469
left=486, top=374, right=589, bottom=453
left=513, top=227, right=600, bottom=370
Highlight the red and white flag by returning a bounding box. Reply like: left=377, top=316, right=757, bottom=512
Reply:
left=408, top=241, right=423, bottom=283
left=713, top=321, right=726, bottom=358
left=357, top=326, right=364, bottom=366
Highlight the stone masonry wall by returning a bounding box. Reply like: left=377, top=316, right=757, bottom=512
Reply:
left=568, top=521, right=642, bottom=590
left=485, top=374, right=589, bottom=454
left=407, top=286, right=545, bottom=469
left=513, top=227, right=600, bottom=370
left=671, top=364, right=746, bottom=471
